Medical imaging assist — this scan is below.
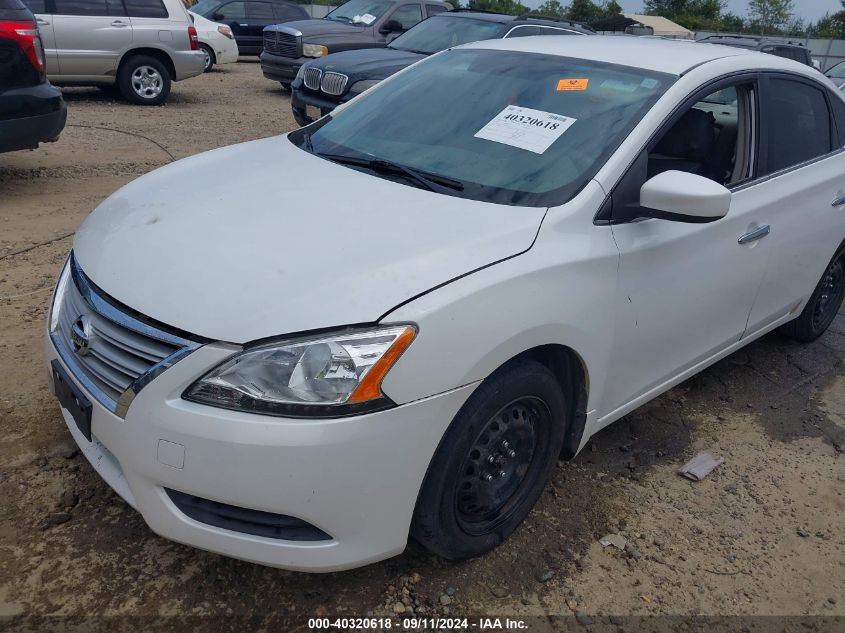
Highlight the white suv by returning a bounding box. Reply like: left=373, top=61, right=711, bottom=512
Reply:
left=25, top=0, right=204, bottom=104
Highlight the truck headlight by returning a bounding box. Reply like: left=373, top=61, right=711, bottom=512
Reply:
left=302, top=44, right=328, bottom=58
left=183, top=325, right=416, bottom=417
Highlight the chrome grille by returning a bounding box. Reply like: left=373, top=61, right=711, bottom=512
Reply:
left=303, top=67, right=322, bottom=91
left=263, top=30, right=299, bottom=58
left=50, top=255, right=200, bottom=417
left=320, top=71, right=348, bottom=96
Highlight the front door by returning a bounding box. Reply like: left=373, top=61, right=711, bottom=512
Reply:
left=600, top=77, right=772, bottom=420
left=51, top=0, right=132, bottom=78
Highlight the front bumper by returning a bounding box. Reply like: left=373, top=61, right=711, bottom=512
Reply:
left=172, top=50, right=206, bottom=81
left=259, top=51, right=307, bottom=83
left=290, top=85, right=347, bottom=126
left=46, top=337, right=476, bottom=571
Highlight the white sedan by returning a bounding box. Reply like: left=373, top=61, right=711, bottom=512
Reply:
left=46, top=36, right=845, bottom=571
left=189, top=10, right=238, bottom=72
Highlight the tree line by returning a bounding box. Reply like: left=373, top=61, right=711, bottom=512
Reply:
left=459, top=0, right=845, bottom=38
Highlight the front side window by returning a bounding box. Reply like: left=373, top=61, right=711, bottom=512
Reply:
left=124, top=0, right=168, bottom=18
left=388, top=3, right=422, bottom=30
left=54, top=0, right=123, bottom=16
left=389, top=16, right=504, bottom=55
left=325, top=0, right=391, bottom=24
left=763, top=78, right=833, bottom=174
left=214, top=1, right=245, bottom=20
left=294, top=49, right=673, bottom=206
left=648, top=82, right=755, bottom=186
left=426, top=3, right=447, bottom=14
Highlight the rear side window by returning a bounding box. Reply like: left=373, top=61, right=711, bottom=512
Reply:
left=425, top=3, right=447, bottom=14
left=214, top=0, right=245, bottom=19
left=124, top=0, right=168, bottom=17
left=389, top=3, right=421, bottom=29
left=272, top=2, right=303, bottom=20
left=247, top=1, right=273, bottom=19
left=19, top=0, right=45, bottom=12
left=763, top=78, right=833, bottom=174
left=54, top=0, right=125, bottom=16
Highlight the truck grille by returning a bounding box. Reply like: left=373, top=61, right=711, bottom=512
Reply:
left=49, top=255, right=200, bottom=417
left=320, top=71, right=348, bottom=96
left=303, top=67, right=322, bottom=91
left=263, top=30, right=299, bottom=58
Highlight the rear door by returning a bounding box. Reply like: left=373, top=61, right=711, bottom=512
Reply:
left=51, top=0, right=132, bottom=77
left=743, top=75, right=845, bottom=333
left=125, top=0, right=171, bottom=53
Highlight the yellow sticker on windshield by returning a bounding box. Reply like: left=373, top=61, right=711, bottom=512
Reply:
left=557, top=78, right=589, bottom=91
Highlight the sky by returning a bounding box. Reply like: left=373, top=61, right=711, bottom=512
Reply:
left=522, top=0, right=842, bottom=22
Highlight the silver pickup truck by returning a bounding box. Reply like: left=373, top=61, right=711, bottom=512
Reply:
left=24, top=0, right=204, bottom=104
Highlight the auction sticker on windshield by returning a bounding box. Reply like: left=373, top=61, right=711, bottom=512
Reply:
left=474, top=105, right=576, bottom=154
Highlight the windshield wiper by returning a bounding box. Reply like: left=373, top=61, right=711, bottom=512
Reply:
left=317, top=153, right=464, bottom=193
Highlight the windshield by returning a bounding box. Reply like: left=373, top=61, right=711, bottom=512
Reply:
left=389, top=16, right=505, bottom=55
left=827, top=61, right=845, bottom=79
left=325, top=0, right=391, bottom=24
left=292, top=49, right=673, bottom=206
left=190, top=0, right=218, bottom=17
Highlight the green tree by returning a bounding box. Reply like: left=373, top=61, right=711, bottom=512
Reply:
left=747, top=0, right=794, bottom=34
left=468, top=0, right=528, bottom=13
left=718, top=11, right=745, bottom=31
left=602, top=0, right=622, bottom=16
left=535, top=0, right=566, bottom=17
left=444, top=0, right=461, bottom=9
left=566, top=0, right=602, bottom=22
left=809, top=11, right=845, bottom=38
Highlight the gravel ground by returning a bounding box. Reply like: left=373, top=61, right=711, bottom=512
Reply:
left=0, top=61, right=844, bottom=631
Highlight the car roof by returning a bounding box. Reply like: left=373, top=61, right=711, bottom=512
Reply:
left=462, top=35, right=764, bottom=75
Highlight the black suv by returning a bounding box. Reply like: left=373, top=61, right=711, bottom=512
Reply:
left=191, top=0, right=308, bottom=55
left=697, top=35, right=813, bottom=66
left=261, top=0, right=452, bottom=89
left=290, top=11, right=593, bottom=126
left=0, top=0, right=65, bottom=153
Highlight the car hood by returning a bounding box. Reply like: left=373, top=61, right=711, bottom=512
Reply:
left=311, top=47, right=425, bottom=78
left=73, top=136, right=546, bottom=344
left=271, top=18, right=368, bottom=39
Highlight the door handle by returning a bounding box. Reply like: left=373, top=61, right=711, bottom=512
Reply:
left=738, top=225, right=770, bottom=244
left=831, top=195, right=845, bottom=207
left=36, top=17, right=49, bottom=24
left=110, top=19, right=129, bottom=26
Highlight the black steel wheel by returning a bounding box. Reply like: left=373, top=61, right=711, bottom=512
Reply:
left=783, top=243, right=845, bottom=342
left=412, top=359, right=568, bottom=560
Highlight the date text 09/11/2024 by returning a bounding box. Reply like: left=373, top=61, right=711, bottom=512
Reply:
left=307, top=617, right=530, bottom=630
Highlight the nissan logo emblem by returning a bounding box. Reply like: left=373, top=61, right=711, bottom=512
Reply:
left=71, top=315, right=94, bottom=356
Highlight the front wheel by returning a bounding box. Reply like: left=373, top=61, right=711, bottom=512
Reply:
left=782, top=243, right=845, bottom=342
left=411, top=359, right=567, bottom=560
left=118, top=55, right=171, bottom=106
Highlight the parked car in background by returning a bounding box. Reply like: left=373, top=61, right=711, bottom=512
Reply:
left=46, top=37, right=845, bottom=571
left=291, top=11, right=593, bottom=125
left=825, top=60, right=845, bottom=88
left=189, top=10, right=238, bottom=71
left=190, top=0, right=307, bottom=55
left=22, top=0, right=204, bottom=105
left=1, top=0, right=65, bottom=152
left=261, top=0, right=452, bottom=90
left=697, top=35, right=813, bottom=66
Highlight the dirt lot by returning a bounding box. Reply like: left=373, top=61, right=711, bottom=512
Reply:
left=1, top=61, right=844, bottom=631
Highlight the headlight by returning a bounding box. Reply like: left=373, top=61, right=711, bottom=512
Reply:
left=348, top=79, right=381, bottom=96
left=217, top=24, right=234, bottom=39
left=302, top=43, right=328, bottom=58
left=183, top=325, right=416, bottom=417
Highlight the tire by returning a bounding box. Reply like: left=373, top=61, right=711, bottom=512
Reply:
left=782, top=242, right=845, bottom=342
left=411, top=358, right=568, bottom=560
left=118, top=55, right=171, bottom=106
left=200, top=44, right=215, bottom=72
left=280, top=82, right=291, bottom=92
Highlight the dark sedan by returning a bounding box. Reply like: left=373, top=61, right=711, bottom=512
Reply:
left=290, top=11, right=593, bottom=126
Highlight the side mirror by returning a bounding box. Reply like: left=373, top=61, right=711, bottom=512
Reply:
left=639, top=170, right=731, bottom=223
left=212, top=12, right=224, bottom=21
left=379, top=19, right=403, bottom=34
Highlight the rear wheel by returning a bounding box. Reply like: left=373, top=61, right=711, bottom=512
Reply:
left=411, top=359, right=567, bottom=560
left=782, top=243, right=845, bottom=342
left=118, top=55, right=171, bottom=106
left=200, top=44, right=215, bottom=72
